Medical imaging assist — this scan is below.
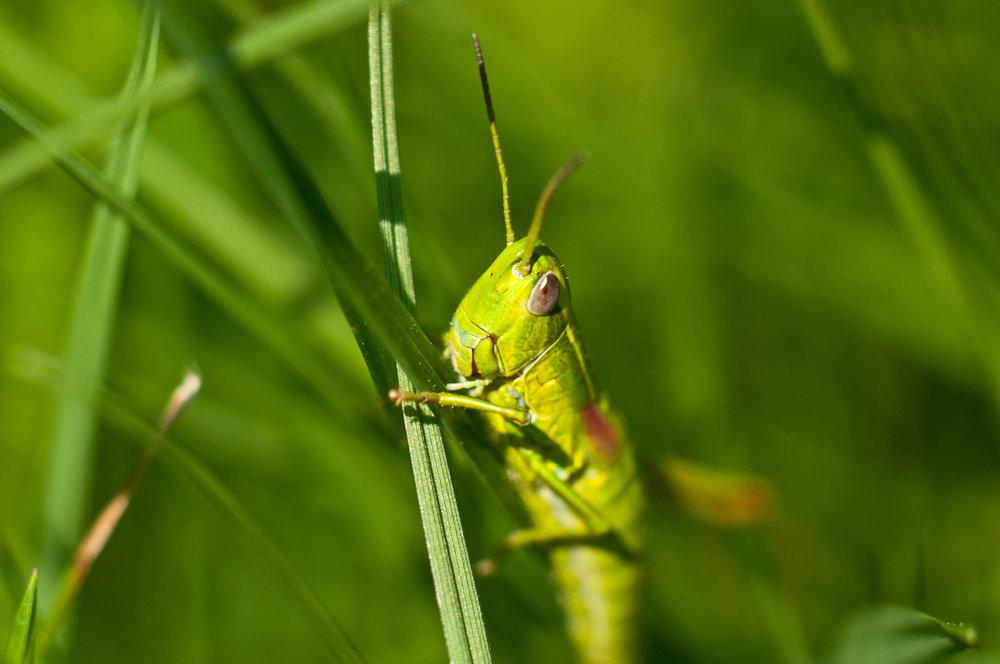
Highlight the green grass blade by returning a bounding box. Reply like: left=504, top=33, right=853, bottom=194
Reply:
left=0, top=23, right=374, bottom=398
left=0, top=21, right=95, bottom=115
left=154, top=5, right=523, bottom=518
left=38, top=3, right=160, bottom=600
left=157, top=0, right=451, bottom=391
left=229, top=0, right=374, bottom=68
left=211, top=0, right=371, bottom=175
left=95, top=393, right=366, bottom=664
left=9, top=348, right=367, bottom=664
left=3, top=570, right=37, bottom=664
left=831, top=605, right=977, bottom=664
left=0, top=0, right=374, bottom=194
left=793, top=0, right=1000, bottom=405
left=158, top=443, right=367, bottom=664
left=0, top=86, right=373, bottom=426
left=139, top=139, right=315, bottom=303
left=369, top=7, right=491, bottom=664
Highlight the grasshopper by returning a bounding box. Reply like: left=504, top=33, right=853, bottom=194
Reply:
left=390, top=35, right=644, bottom=664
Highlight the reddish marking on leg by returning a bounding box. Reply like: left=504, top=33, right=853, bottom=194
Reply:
left=581, top=403, right=621, bottom=460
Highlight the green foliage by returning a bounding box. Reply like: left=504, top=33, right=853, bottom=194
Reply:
left=369, top=7, right=490, bottom=664
left=1, top=0, right=1000, bottom=663
left=38, top=0, right=159, bottom=599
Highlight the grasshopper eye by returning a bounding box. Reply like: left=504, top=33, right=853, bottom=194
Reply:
left=526, top=271, right=560, bottom=315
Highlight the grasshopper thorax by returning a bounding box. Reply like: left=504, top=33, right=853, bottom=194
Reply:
left=447, top=238, right=570, bottom=380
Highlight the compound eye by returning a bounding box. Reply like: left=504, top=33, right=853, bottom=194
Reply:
left=526, top=271, right=560, bottom=315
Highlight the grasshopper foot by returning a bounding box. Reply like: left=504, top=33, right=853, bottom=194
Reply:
left=387, top=388, right=406, bottom=407
left=388, top=388, right=435, bottom=407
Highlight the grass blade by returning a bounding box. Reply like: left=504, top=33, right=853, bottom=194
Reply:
left=793, top=0, right=1000, bottom=405
left=0, top=0, right=374, bottom=194
left=0, top=22, right=376, bottom=400
left=831, top=605, right=977, bottom=664
left=0, top=0, right=516, bottom=518
left=97, top=391, right=366, bottom=664
left=38, top=3, right=160, bottom=601
left=156, top=0, right=455, bottom=392
left=11, top=349, right=366, bottom=664
left=3, top=570, right=37, bottom=664
left=369, top=7, right=491, bottom=664
left=171, top=0, right=526, bottom=520
left=0, top=85, right=375, bottom=424
left=37, top=370, right=201, bottom=655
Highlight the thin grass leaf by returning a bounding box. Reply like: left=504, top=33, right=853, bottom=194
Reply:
left=0, top=0, right=516, bottom=518
left=0, top=0, right=376, bottom=194
left=3, top=570, right=37, bottom=664
left=139, top=139, right=316, bottom=304
left=369, top=7, right=491, bottom=664
left=210, top=0, right=374, bottom=198
left=793, top=0, right=1000, bottom=405
left=38, top=4, right=160, bottom=602
left=97, top=392, right=366, bottom=664
left=0, top=24, right=374, bottom=398
left=831, top=605, right=977, bottom=664
left=0, top=21, right=95, bottom=115
left=156, top=0, right=449, bottom=396
left=159, top=12, right=508, bottom=662
left=157, top=0, right=523, bottom=519
left=37, top=370, right=201, bottom=655
left=0, top=86, right=374, bottom=430
left=8, top=348, right=367, bottom=664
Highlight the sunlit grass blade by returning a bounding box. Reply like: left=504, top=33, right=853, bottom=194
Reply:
left=37, top=370, right=201, bottom=655
left=0, top=16, right=375, bottom=397
left=3, top=570, right=37, bottom=664
left=38, top=3, right=159, bottom=603
left=157, top=0, right=452, bottom=392
left=222, top=0, right=378, bottom=180
left=140, top=140, right=316, bottom=304
left=0, top=21, right=94, bottom=115
left=793, top=0, right=1000, bottom=404
left=831, top=605, right=978, bottom=664
left=0, top=86, right=376, bottom=429
left=0, top=0, right=375, bottom=194
left=96, top=392, right=366, bottom=664
left=369, top=7, right=490, bottom=664
left=158, top=0, right=522, bottom=516
left=9, top=347, right=368, bottom=664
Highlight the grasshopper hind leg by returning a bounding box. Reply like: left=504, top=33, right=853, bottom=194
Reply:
left=475, top=449, right=613, bottom=576
left=474, top=522, right=612, bottom=576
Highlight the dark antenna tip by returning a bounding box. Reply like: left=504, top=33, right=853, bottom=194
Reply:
left=472, top=32, right=515, bottom=245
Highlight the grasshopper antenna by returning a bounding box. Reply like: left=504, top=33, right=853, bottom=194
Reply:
left=517, top=150, right=590, bottom=276
left=473, top=33, right=515, bottom=246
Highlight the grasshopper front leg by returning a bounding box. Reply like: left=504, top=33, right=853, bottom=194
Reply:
left=476, top=450, right=612, bottom=576
left=388, top=388, right=532, bottom=426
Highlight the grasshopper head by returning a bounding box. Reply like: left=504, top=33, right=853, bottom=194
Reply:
left=447, top=237, right=570, bottom=380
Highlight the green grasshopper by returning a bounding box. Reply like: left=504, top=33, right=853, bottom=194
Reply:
left=389, top=35, right=644, bottom=664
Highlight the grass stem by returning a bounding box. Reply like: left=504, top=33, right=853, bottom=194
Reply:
left=368, top=7, right=492, bottom=664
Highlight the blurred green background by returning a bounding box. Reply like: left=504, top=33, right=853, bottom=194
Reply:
left=2, top=0, right=1000, bottom=662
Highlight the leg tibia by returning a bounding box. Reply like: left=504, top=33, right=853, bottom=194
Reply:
left=388, top=388, right=530, bottom=426
left=475, top=523, right=610, bottom=576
